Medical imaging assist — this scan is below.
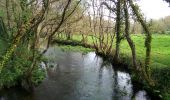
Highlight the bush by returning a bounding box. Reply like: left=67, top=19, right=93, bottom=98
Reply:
left=0, top=44, right=45, bottom=90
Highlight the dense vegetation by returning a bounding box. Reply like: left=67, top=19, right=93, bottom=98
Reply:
left=0, top=0, right=170, bottom=99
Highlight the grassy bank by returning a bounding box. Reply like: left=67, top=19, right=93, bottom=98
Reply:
left=57, top=45, right=93, bottom=53
left=71, top=34, right=170, bottom=68
left=55, top=34, right=170, bottom=99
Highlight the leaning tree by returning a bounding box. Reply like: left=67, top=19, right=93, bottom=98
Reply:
left=100, top=0, right=154, bottom=86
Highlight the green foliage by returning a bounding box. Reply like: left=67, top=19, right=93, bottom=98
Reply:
left=152, top=67, right=170, bottom=99
left=164, top=93, right=170, bottom=100
left=0, top=44, right=45, bottom=89
left=0, top=47, right=29, bottom=88
left=20, top=0, right=27, bottom=10
left=31, top=67, right=45, bottom=86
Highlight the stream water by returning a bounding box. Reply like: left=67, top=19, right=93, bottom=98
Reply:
left=0, top=46, right=151, bottom=100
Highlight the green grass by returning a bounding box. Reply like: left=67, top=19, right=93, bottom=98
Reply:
left=57, top=45, right=93, bottom=53
left=71, top=34, right=170, bottom=68
left=121, top=34, right=170, bottom=68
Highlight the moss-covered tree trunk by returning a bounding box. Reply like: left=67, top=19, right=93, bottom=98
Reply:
left=128, top=0, right=154, bottom=86
left=123, top=0, right=138, bottom=70
left=114, top=0, right=121, bottom=63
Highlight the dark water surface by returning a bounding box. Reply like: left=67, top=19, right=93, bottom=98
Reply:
left=0, top=46, right=151, bottom=100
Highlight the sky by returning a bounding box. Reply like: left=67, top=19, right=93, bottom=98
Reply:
left=137, top=0, right=170, bottom=19
left=86, top=0, right=170, bottom=20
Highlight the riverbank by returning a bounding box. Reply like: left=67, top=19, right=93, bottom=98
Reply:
left=52, top=34, right=170, bottom=99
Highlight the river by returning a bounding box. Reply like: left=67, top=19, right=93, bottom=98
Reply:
left=0, top=46, right=151, bottom=100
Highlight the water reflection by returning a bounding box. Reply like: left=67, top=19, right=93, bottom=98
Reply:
left=0, top=46, right=151, bottom=100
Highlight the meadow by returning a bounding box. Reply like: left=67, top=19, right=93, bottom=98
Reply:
left=70, top=34, right=170, bottom=69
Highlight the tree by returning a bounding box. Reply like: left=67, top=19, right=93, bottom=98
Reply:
left=113, top=0, right=122, bottom=62
left=99, top=0, right=154, bottom=86
left=123, top=0, right=137, bottom=70
left=0, top=0, right=82, bottom=89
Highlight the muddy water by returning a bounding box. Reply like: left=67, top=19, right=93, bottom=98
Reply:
left=0, top=46, right=151, bottom=100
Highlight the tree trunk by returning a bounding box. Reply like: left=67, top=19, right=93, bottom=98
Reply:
left=123, top=0, right=138, bottom=70
left=128, top=0, right=154, bottom=86
left=6, top=0, right=11, bottom=33
left=114, top=0, right=121, bottom=62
